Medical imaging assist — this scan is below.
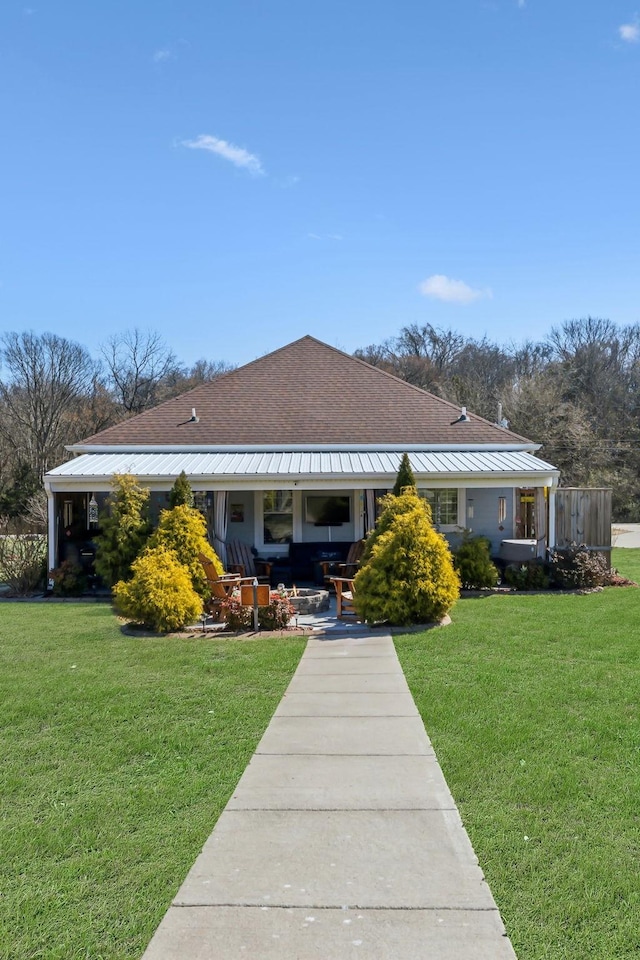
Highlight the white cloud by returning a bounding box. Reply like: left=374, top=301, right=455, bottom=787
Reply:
left=182, top=134, right=265, bottom=176
left=619, top=20, right=640, bottom=42
left=517, top=0, right=525, bottom=7
left=308, top=232, right=343, bottom=241
left=153, top=49, right=174, bottom=62
left=418, top=274, right=492, bottom=304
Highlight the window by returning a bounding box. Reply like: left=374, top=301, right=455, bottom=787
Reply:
left=263, top=490, right=293, bottom=543
left=419, top=488, right=459, bottom=528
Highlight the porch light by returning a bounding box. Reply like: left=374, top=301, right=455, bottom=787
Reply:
left=467, top=500, right=474, bottom=520
left=88, top=494, right=99, bottom=526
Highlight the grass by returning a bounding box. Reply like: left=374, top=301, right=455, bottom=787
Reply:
left=395, top=548, right=640, bottom=960
left=0, top=603, right=305, bottom=960
left=3, top=552, right=638, bottom=958
left=612, top=545, right=640, bottom=583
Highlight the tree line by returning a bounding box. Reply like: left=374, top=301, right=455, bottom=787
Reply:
left=0, top=329, right=233, bottom=518
left=1, top=317, right=639, bottom=522
left=355, top=317, right=640, bottom=520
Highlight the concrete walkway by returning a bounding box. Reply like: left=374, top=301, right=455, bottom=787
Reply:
left=142, top=632, right=517, bottom=959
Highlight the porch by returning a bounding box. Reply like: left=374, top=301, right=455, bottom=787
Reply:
left=43, top=446, right=560, bottom=581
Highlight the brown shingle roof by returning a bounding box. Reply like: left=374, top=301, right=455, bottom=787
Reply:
left=77, top=336, right=533, bottom=448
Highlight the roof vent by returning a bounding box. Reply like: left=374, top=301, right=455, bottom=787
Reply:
left=450, top=406, right=470, bottom=425
left=496, top=402, right=509, bottom=429
left=189, top=408, right=200, bottom=423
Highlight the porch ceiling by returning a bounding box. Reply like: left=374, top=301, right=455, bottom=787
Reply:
left=45, top=449, right=560, bottom=489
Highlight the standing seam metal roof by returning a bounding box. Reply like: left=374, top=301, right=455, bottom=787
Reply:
left=46, top=449, right=558, bottom=481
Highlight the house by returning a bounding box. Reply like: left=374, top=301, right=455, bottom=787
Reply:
left=44, top=335, right=560, bottom=580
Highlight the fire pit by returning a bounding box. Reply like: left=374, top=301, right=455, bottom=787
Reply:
left=283, top=587, right=330, bottom=615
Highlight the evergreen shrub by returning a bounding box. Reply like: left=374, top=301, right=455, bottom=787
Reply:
left=354, top=488, right=460, bottom=625
left=94, top=474, right=152, bottom=587
left=454, top=535, right=500, bottom=589
left=168, top=470, right=194, bottom=509
left=504, top=560, right=549, bottom=590
left=147, top=504, right=223, bottom=599
left=392, top=453, right=417, bottom=495
left=113, top=546, right=203, bottom=633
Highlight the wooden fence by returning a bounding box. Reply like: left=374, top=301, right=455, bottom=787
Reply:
left=554, top=487, right=612, bottom=566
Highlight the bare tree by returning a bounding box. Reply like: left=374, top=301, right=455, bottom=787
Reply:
left=395, top=323, right=465, bottom=370
left=502, top=371, right=598, bottom=482
left=356, top=325, right=466, bottom=395
left=101, top=329, right=180, bottom=415
left=447, top=339, right=517, bottom=420
left=156, top=357, right=235, bottom=399
left=511, top=340, right=554, bottom=380
left=0, top=330, right=97, bottom=479
left=548, top=317, right=640, bottom=419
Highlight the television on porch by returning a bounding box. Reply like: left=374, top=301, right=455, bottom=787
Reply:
left=304, top=495, right=350, bottom=525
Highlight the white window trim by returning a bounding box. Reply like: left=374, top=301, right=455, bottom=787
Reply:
left=254, top=490, right=301, bottom=554
left=418, top=487, right=465, bottom=532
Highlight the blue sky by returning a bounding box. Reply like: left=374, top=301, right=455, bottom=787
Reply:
left=1, top=1, right=639, bottom=369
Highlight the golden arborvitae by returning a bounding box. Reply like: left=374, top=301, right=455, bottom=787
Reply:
left=147, top=504, right=223, bottom=599
left=113, top=545, right=202, bottom=633
left=354, top=488, right=460, bottom=626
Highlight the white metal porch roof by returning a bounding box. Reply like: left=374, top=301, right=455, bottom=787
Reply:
left=45, top=449, right=559, bottom=488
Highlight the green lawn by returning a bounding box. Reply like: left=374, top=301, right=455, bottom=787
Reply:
left=0, top=604, right=305, bottom=960
left=612, top=545, right=640, bottom=583
left=395, top=548, right=640, bottom=960
left=3, top=554, right=638, bottom=959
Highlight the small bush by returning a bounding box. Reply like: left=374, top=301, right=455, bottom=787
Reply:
left=49, top=561, right=87, bottom=597
left=0, top=526, right=46, bottom=596
left=113, top=546, right=203, bottom=633
left=222, top=592, right=294, bottom=632
left=258, top=593, right=295, bottom=630
left=147, top=504, right=222, bottom=599
left=354, top=489, right=460, bottom=625
left=504, top=560, right=549, bottom=591
left=454, top=536, right=500, bottom=589
left=548, top=543, right=610, bottom=589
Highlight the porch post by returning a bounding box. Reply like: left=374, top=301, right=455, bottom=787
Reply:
left=548, top=486, right=556, bottom=551
left=534, top=487, right=547, bottom=558
left=213, top=491, right=228, bottom=566
left=354, top=490, right=365, bottom=540
left=46, top=485, right=56, bottom=576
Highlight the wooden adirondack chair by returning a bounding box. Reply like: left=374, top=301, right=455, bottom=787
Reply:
left=321, top=539, right=366, bottom=585
left=329, top=576, right=358, bottom=619
left=198, top=552, right=242, bottom=619
left=225, top=541, right=272, bottom=583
